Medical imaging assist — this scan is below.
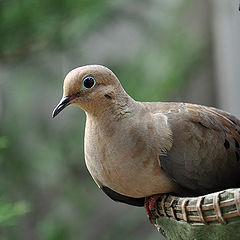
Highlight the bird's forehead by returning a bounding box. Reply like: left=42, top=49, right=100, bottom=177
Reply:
left=63, top=69, right=84, bottom=94
left=62, top=65, right=119, bottom=96
left=65, top=66, right=107, bottom=83
left=65, top=67, right=86, bottom=83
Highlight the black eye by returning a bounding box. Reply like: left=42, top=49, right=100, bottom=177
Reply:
left=83, top=76, right=96, bottom=89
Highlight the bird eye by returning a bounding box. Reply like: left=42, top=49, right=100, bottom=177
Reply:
left=82, top=76, right=96, bottom=89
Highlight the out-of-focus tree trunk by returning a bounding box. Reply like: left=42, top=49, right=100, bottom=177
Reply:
left=212, top=0, right=240, bottom=117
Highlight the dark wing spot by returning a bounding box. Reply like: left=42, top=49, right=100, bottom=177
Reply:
left=197, top=121, right=209, bottom=129
left=236, top=152, right=240, bottom=162
left=230, top=119, right=237, bottom=125
left=224, top=139, right=230, bottom=150
left=234, top=138, right=240, bottom=148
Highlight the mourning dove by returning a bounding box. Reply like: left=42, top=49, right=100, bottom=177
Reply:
left=52, top=65, right=240, bottom=222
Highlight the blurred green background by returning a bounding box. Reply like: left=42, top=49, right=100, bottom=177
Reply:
left=0, top=0, right=239, bottom=239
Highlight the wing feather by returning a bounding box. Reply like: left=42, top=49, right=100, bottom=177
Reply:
left=158, top=103, right=240, bottom=194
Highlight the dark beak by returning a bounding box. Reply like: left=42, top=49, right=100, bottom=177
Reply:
left=52, top=96, right=71, bottom=118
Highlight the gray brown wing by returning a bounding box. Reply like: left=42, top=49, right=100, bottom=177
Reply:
left=159, top=103, right=240, bottom=195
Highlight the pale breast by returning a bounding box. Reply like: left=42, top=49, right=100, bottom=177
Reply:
left=84, top=110, right=178, bottom=198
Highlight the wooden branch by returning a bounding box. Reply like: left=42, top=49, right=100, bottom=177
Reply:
left=152, top=188, right=240, bottom=240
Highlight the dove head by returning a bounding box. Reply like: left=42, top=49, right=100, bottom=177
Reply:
left=52, top=65, right=130, bottom=118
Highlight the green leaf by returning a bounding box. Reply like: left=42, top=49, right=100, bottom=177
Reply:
left=0, top=199, right=29, bottom=227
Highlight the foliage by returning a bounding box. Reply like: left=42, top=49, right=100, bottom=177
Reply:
left=0, top=0, right=207, bottom=239
left=0, top=137, right=29, bottom=231
left=157, top=216, right=240, bottom=240
left=0, top=0, right=110, bottom=61
left=0, top=198, right=29, bottom=227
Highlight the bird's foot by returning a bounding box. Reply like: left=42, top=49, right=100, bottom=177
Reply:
left=144, top=194, right=162, bottom=226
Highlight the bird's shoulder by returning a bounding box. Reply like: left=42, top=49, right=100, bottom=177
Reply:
left=143, top=102, right=240, bottom=194
left=143, top=101, right=240, bottom=133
